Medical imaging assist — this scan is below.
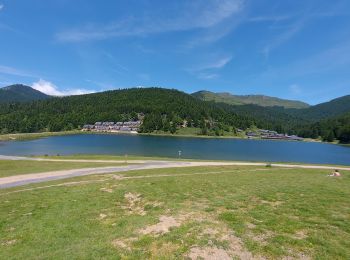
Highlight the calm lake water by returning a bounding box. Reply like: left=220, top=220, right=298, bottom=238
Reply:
left=0, top=134, right=349, bottom=165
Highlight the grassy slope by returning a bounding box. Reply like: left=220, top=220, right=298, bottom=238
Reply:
left=0, top=160, right=125, bottom=178
left=1, top=165, right=349, bottom=259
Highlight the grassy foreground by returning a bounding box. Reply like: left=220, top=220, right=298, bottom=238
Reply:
left=1, top=163, right=350, bottom=259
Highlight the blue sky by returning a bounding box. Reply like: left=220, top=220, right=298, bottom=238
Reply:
left=0, top=0, right=349, bottom=104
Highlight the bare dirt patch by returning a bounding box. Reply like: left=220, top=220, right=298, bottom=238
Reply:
left=246, top=222, right=257, bottom=229
left=121, top=192, right=146, bottom=216
left=112, top=174, right=123, bottom=180
left=187, top=215, right=264, bottom=259
left=140, top=216, right=181, bottom=235
left=1, top=239, right=17, bottom=246
left=100, top=187, right=113, bottom=193
left=98, top=213, right=107, bottom=220
left=187, top=246, right=232, bottom=260
left=188, top=227, right=263, bottom=259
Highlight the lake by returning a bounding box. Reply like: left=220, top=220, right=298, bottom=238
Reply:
left=0, top=134, right=349, bottom=165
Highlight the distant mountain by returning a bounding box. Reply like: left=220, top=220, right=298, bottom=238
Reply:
left=0, top=84, right=51, bottom=103
left=192, top=90, right=310, bottom=109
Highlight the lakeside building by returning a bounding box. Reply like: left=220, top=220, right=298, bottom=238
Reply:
left=247, top=129, right=303, bottom=141
left=82, top=121, right=141, bottom=133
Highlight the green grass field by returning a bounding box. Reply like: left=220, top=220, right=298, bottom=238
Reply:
left=0, top=163, right=349, bottom=259
left=0, top=160, right=125, bottom=178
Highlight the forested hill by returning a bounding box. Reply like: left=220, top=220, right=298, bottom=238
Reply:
left=0, top=88, right=253, bottom=133
left=192, top=90, right=310, bottom=109
left=0, top=86, right=349, bottom=143
left=288, top=95, right=350, bottom=121
left=0, top=84, right=51, bottom=103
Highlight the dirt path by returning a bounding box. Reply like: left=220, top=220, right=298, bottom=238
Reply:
left=1, top=155, right=349, bottom=189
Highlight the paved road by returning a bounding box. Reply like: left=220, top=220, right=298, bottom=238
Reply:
left=1, top=155, right=349, bottom=189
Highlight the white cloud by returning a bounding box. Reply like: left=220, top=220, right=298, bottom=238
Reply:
left=32, top=79, right=95, bottom=96
left=0, top=4, right=4, bottom=11
left=56, top=0, right=244, bottom=42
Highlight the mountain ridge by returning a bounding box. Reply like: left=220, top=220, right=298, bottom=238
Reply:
left=192, top=90, right=310, bottom=109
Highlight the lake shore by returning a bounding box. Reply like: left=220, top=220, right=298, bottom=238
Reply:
left=0, top=130, right=82, bottom=141
left=0, top=129, right=347, bottom=146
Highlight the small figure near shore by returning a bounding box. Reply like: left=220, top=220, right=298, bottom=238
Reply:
left=328, top=169, right=341, bottom=177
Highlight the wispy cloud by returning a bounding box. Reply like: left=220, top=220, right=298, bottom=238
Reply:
left=197, top=73, right=219, bottom=80
left=248, top=15, right=293, bottom=23
left=195, top=55, right=233, bottom=71
left=262, top=17, right=306, bottom=58
left=188, top=55, right=232, bottom=80
left=259, top=41, right=350, bottom=80
left=56, top=0, right=244, bottom=42
left=0, top=65, right=38, bottom=78
left=260, top=2, right=349, bottom=58
left=0, top=4, right=4, bottom=11
left=32, top=79, right=95, bottom=96
left=289, top=84, right=302, bottom=95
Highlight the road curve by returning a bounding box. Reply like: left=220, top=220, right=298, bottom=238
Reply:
left=1, top=155, right=349, bottom=189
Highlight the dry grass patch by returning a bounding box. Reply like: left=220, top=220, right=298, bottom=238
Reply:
left=248, top=230, right=275, bottom=246
left=100, top=187, right=113, bottom=193
left=140, top=215, right=181, bottom=235
left=121, top=192, right=146, bottom=216
left=98, top=213, right=107, bottom=220
left=192, top=223, right=264, bottom=260
left=149, top=241, right=180, bottom=257
left=120, top=192, right=163, bottom=216
left=292, top=230, right=308, bottom=240
left=1, top=239, right=17, bottom=246
left=187, top=246, right=232, bottom=260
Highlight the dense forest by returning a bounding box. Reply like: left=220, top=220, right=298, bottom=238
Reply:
left=296, top=112, right=350, bottom=143
left=0, top=87, right=349, bottom=143
left=0, top=88, right=252, bottom=135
